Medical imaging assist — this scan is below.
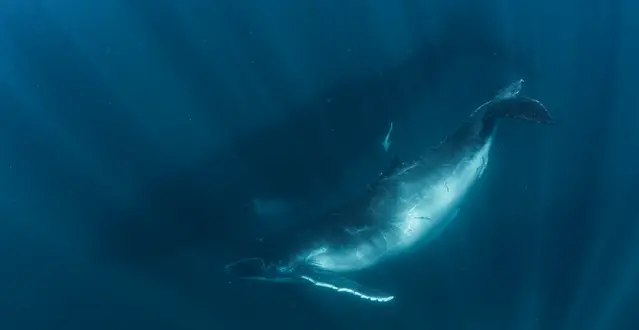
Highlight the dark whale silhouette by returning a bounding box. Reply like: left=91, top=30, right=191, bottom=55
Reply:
left=225, top=80, right=554, bottom=303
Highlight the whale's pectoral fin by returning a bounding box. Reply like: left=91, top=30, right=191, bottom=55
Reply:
left=299, top=271, right=395, bottom=303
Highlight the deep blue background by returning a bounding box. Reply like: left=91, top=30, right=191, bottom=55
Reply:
left=0, top=0, right=638, bottom=329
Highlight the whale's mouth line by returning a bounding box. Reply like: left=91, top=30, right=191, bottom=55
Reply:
left=239, top=276, right=301, bottom=283
left=224, top=257, right=266, bottom=272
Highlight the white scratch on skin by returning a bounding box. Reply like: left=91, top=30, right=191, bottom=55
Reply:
left=393, top=138, right=494, bottom=249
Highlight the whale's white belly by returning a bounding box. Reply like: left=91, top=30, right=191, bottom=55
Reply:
left=391, top=138, right=493, bottom=250
left=303, top=138, right=493, bottom=273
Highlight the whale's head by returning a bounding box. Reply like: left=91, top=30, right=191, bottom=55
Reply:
left=224, top=257, right=304, bottom=283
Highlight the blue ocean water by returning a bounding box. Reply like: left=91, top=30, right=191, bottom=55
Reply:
left=0, top=0, right=637, bottom=329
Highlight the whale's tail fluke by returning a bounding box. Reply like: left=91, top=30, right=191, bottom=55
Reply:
left=483, top=96, right=555, bottom=126
left=475, top=79, right=555, bottom=139
left=481, top=79, right=555, bottom=129
left=479, top=95, right=554, bottom=138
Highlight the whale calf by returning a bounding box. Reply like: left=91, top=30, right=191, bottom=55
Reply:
left=225, top=80, right=553, bottom=303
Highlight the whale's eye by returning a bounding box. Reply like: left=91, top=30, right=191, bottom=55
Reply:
left=277, top=265, right=289, bottom=273
left=271, top=261, right=294, bottom=274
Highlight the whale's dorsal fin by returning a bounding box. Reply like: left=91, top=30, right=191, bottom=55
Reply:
left=299, top=270, right=394, bottom=303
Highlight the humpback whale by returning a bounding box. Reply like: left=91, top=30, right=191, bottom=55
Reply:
left=225, top=80, right=554, bottom=303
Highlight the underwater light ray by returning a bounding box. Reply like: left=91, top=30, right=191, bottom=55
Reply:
left=510, top=123, right=554, bottom=330
left=561, top=231, right=612, bottom=330
left=587, top=209, right=639, bottom=330
left=4, top=16, right=145, bottom=190
left=558, top=186, right=625, bottom=330
left=560, top=206, right=636, bottom=330
left=38, top=0, right=220, bottom=165
left=525, top=171, right=553, bottom=330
